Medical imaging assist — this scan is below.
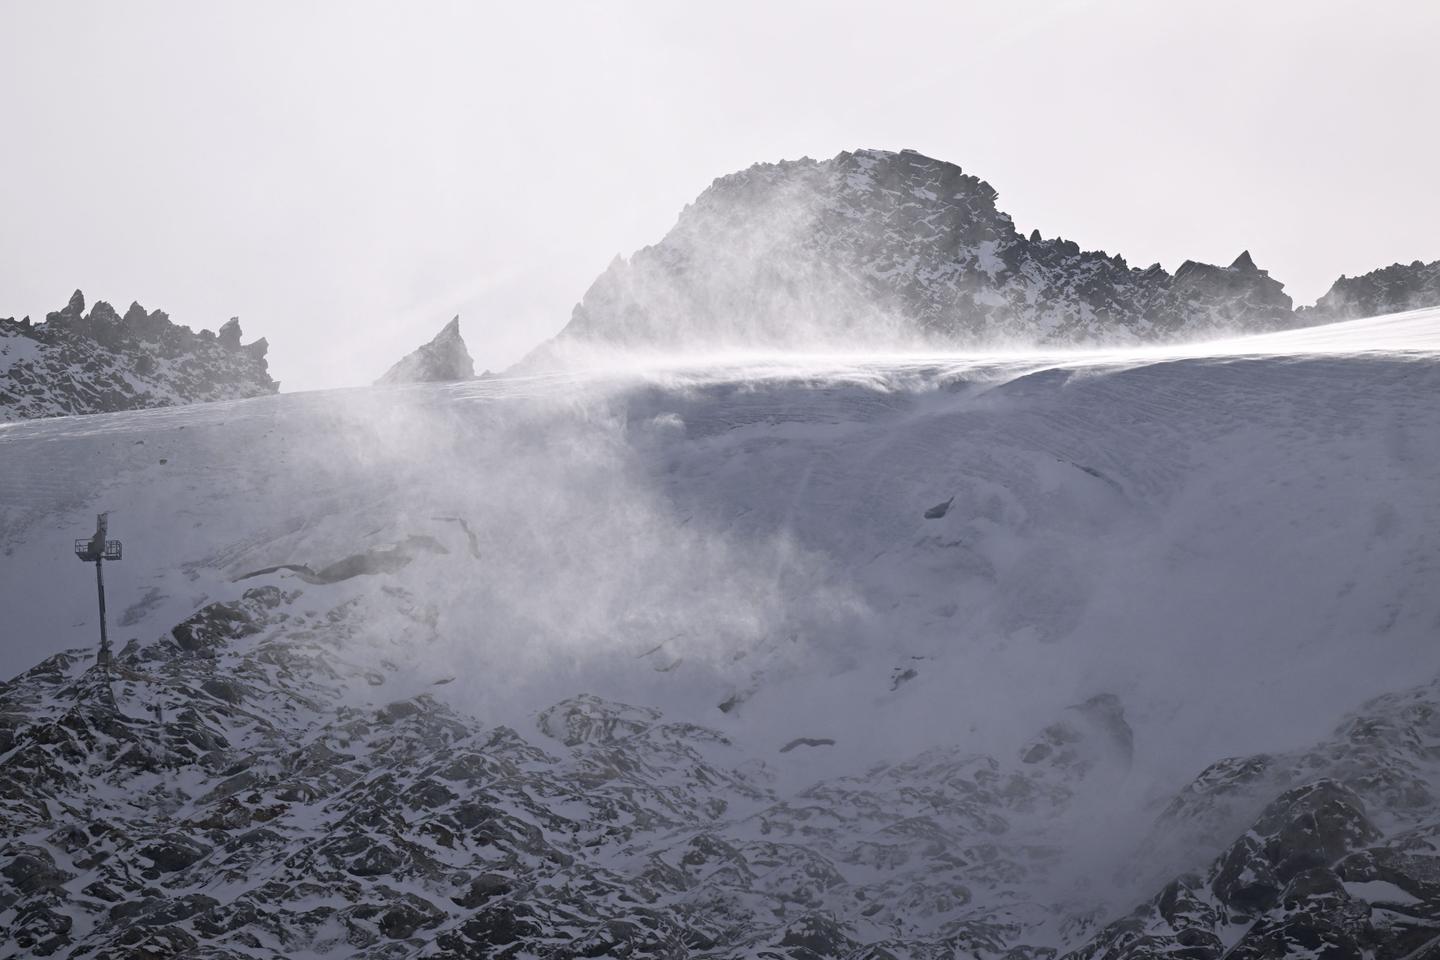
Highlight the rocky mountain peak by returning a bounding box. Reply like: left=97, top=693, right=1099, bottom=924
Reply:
left=376, top=316, right=475, bottom=385
left=530, top=147, right=1300, bottom=363
left=1, top=289, right=277, bottom=421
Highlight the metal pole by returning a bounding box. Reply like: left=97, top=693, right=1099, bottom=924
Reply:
left=94, top=558, right=110, bottom=666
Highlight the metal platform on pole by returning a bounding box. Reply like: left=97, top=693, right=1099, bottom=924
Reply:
left=74, top=513, right=122, bottom=670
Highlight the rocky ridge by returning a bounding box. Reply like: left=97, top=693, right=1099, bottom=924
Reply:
left=537, top=149, right=1440, bottom=363
left=539, top=149, right=1299, bottom=360
left=0, top=290, right=276, bottom=422
left=1301, top=259, right=1440, bottom=324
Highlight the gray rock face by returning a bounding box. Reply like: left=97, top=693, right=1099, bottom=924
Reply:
left=376, top=316, right=475, bottom=384
left=531, top=148, right=1298, bottom=362
left=1074, top=779, right=1418, bottom=960
left=1301, top=258, right=1440, bottom=322
left=1076, top=679, right=1440, bottom=960
left=0, top=289, right=277, bottom=421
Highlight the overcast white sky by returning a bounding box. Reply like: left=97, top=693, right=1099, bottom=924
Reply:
left=2, top=1, right=1437, bottom=391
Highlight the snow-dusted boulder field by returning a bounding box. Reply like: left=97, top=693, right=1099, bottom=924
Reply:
left=2, top=308, right=1439, bottom=957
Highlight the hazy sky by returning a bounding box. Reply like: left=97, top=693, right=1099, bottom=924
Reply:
left=2, top=1, right=1437, bottom=391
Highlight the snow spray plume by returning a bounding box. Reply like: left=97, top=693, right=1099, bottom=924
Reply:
left=519, top=154, right=932, bottom=372
left=238, top=378, right=864, bottom=730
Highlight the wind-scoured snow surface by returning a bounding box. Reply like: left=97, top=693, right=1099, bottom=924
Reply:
left=2, top=309, right=1440, bottom=958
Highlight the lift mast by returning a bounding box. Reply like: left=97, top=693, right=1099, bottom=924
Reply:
left=74, top=513, right=122, bottom=669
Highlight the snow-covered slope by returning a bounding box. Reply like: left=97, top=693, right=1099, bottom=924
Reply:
left=0, top=290, right=276, bottom=422
left=532, top=149, right=1300, bottom=364
left=2, top=309, right=1439, bottom=957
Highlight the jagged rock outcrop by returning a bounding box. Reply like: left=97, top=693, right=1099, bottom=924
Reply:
left=531, top=148, right=1297, bottom=362
left=1302, top=258, right=1440, bottom=322
left=376, top=316, right=475, bottom=384
left=0, top=290, right=276, bottom=421
left=1073, top=676, right=1440, bottom=960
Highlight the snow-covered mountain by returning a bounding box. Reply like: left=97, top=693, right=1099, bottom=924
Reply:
left=0, top=290, right=277, bottom=422
left=3, top=310, right=1439, bottom=957
left=533, top=149, right=1300, bottom=363
left=1301, top=259, right=1440, bottom=323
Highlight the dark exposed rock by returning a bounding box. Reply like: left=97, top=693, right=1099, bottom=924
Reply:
left=119, top=893, right=220, bottom=927
left=776, top=913, right=859, bottom=958
left=200, top=677, right=246, bottom=704
left=1224, top=912, right=1368, bottom=960
left=1337, top=845, right=1440, bottom=903
left=377, top=895, right=444, bottom=939
left=376, top=316, right=475, bottom=384
left=1254, top=780, right=1380, bottom=883
left=1211, top=834, right=1282, bottom=915
left=2, top=845, right=73, bottom=895
left=526, top=148, right=1302, bottom=364
left=1279, top=866, right=1348, bottom=908
left=57, top=289, right=85, bottom=320
left=348, top=841, right=403, bottom=876
left=452, top=872, right=514, bottom=909
left=138, top=833, right=213, bottom=872
left=439, top=902, right=548, bottom=954
left=1020, top=693, right=1134, bottom=777
left=170, top=586, right=289, bottom=654
left=46, top=824, right=88, bottom=853
left=924, top=497, right=954, bottom=519
left=1, top=289, right=277, bottom=421
left=537, top=694, right=661, bottom=746
left=1302, top=258, right=1440, bottom=322
left=1074, top=769, right=1432, bottom=960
